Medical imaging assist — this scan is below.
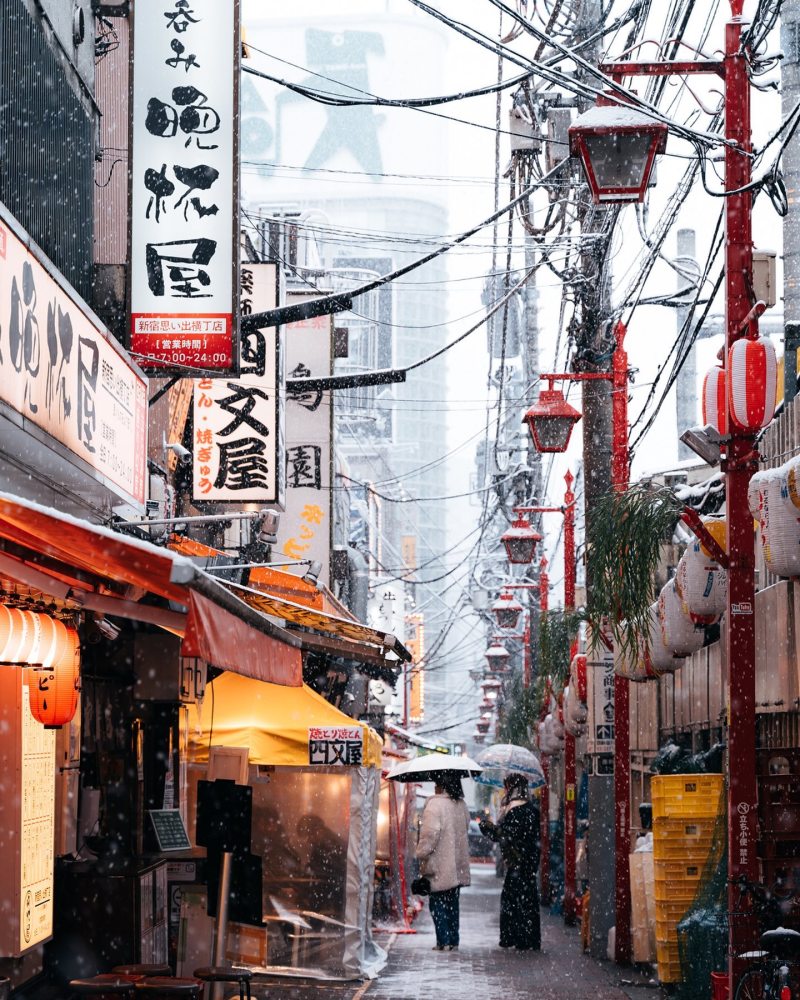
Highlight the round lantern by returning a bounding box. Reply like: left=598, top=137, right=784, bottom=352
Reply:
left=492, top=592, right=523, bottom=630
left=0, top=608, right=41, bottom=663
left=728, top=335, right=777, bottom=432
left=658, top=580, right=704, bottom=658
left=646, top=603, right=684, bottom=674
left=674, top=534, right=726, bottom=624
left=27, top=623, right=80, bottom=729
left=760, top=469, right=800, bottom=578
left=702, top=366, right=727, bottom=435
left=500, top=517, right=541, bottom=565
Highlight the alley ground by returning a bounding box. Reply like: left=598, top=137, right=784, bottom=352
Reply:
left=254, top=865, right=661, bottom=1000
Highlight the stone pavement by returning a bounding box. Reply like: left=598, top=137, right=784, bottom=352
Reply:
left=363, top=865, right=658, bottom=1000
left=250, top=866, right=661, bottom=1000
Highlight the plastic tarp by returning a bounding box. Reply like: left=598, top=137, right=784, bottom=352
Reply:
left=187, top=672, right=382, bottom=767
left=185, top=673, right=385, bottom=980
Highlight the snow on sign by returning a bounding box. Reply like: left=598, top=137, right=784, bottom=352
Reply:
left=308, top=727, right=364, bottom=766
left=130, top=0, right=239, bottom=372
left=192, top=264, right=285, bottom=502
left=0, top=207, right=148, bottom=507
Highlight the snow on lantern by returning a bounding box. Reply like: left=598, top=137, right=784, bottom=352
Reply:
left=27, top=621, right=81, bottom=729
left=484, top=642, right=511, bottom=672
left=500, top=516, right=541, bottom=565
left=702, top=366, right=727, bottom=436
left=568, top=96, right=668, bottom=204
left=522, top=384, right=582, bottom=454
left=728, top=335, right=777, bottom=432
left=492, top=592, right=523, bottom=630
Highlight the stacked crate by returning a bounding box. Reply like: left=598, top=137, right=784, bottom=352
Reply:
left=652, top=774, right=725, bottom=983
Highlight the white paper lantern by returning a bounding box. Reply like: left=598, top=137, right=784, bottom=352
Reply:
left=674, top=532, right=726, bottom=623
left=658, top=580, right=705, bottom=657
left=762, top=471, right=800, bottom=577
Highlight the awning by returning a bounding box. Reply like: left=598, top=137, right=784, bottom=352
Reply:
left=186, top=671, right=383, bottom=767
left=0, top=491, right=303, bottom=686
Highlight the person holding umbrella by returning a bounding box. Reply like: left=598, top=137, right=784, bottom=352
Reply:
left=414, top=769, right=471, bottom=950
left=477, top=745, right=543, bottom=952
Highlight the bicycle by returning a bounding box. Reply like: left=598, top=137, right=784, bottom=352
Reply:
left=732, top=876, right=800, bottom=1000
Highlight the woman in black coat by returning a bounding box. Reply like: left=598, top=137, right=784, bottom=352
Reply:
left=479, top=774, right=541, bottom=951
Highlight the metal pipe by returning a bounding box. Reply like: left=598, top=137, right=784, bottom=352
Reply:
left=210, top=851, right=233, bottom=1000
left=118, top=511, right=262, bottom=528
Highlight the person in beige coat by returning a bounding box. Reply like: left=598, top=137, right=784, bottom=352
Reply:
left=415, top=771, right=471, bottom=950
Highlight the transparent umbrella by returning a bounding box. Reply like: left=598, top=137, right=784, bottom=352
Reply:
left=385, top=752, right=483, bottom=782
left=474, top=743, right=545, bottom=789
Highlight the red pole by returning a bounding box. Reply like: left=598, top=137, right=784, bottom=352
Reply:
left=539, top=558, right=551, bottom=906
left=563, top=471, right=578, bottom=925
left=523, top=617, right=531, bottom=689
left=723, top=12, right=759, bottom=990
left=612, top=321, right=632, bottom=964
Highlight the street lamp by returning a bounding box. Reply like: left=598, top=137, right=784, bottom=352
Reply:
left=491, top=592, right=524, bottom=630
left=564, top=4, right=761, bottom=986
left=522, top=382, right=582, bottom=453
left=484, top=642, right=511, bottom=672
left=568, top=95, right=668, bottom=204
left=500, top=516, right=542, bottom=565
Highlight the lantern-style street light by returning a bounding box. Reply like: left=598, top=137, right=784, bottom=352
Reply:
left=484, top=642, right=511, bottom=672
left=522, top=382, right=582, bottom=453
left=500, top=516, right=542, bottom=565
left=568, top=95, right=669, bottom=204
left=559, top=4, right=760, bottom=986
left=491, top=592, right=524, bottom=630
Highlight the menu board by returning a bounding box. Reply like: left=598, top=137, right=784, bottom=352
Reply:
left=19, top=684, right=56, bottom=950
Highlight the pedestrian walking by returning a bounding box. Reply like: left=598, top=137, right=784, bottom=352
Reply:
left=415, top=770, right=471, bottom=951
left=479, top=773, right=541, bottom=951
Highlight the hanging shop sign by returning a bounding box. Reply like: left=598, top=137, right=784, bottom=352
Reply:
left=192, top=263, right=285, bottom=502
left=0, top=206, right=147, bottom=506
left=586, top=635, right=616, bottom=755
left=309, top=726, right=364, bottom=766
left=274, top=293, right=333, bottom=584
left=130, top=0, right=240, bottom=372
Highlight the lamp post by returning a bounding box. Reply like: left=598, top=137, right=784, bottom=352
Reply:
left=515, top=470, right=578, bottom=923
left=524, top=323, right=630, bottom=954
left=566, top=2, right=758, bottom=985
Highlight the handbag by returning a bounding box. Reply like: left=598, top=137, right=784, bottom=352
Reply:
left=411, top=875, right=431, bottom=896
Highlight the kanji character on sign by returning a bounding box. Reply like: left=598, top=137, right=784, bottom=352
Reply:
left=214, top=438, right=270, bottom=490
left=163, top=1, right=199, bottom=34
left=145, top=237, right=216, bottom=298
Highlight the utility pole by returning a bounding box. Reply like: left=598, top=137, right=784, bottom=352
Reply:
left=675, top=229, right=699, bottom=458
left=782, top=1, right=800, bottom=400
left=575, top=0, right=619, bottom=961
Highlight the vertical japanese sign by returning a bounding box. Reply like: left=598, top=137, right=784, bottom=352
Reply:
left=406, top=613, right=425, bottom=724
left=191, top=264, right=284, bottom=502
left=0, top=207, right=148, bottom=507
left=130, top=0, right=239, bottom=372
left=274, top=293, right=333, bottom=584
left=586, top=636, right=616, bottom=755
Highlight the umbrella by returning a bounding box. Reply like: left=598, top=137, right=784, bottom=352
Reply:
left=385, top=752, right=483, bottom=783
left=474, top=743, right=545, bottom=789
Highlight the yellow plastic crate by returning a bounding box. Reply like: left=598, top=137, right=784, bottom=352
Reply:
left=654, top=859, right=704, bottom=882
left=656, top=938, right=683, bottom=983
left=654, top=897, right=693, bottom=925
left=656, top=916, right=681, bottom=943
left=652, top=820, right=716, bottom=860
left=651, top=774, right=725, bottom=821
left=654, top=879, right=699, bottom=904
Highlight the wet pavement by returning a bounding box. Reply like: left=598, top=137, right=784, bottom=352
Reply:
left=250, top=865, right=661, bottom=999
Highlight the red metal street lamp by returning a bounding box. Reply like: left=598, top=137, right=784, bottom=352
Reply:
left=522, top=383, right=582, bottom=453
left=563, top=3, right=759, bottom=987
left=569, top=95, right=669, bottom=204
left=500, top=516, right=542, bottom=564
left=484, top=642, right=511, bottom=673
left=492, top=592, right=524, bottom=631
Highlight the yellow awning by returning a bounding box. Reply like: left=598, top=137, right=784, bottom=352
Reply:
left=187, top=671, right=383, bottom=768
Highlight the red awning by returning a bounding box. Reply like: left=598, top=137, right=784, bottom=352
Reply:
left=0, top=491, right=303, bottom=686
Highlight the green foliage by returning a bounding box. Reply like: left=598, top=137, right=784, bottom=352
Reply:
left=584, top=485, right=683, bottom=662
left=497, top=672, right=538, bottom=747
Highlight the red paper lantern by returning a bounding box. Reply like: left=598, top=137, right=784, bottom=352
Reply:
left=728, top=335, right=777, bottom=432
left=27, top=622, right=81, bottom=729
left=701, top=366, right=727, bottom=435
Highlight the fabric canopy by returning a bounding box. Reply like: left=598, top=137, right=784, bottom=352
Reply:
left=186, top=671, right=383, bottom=767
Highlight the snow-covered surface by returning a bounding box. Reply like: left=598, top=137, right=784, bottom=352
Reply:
left=573, top=102, right=661, bottom=130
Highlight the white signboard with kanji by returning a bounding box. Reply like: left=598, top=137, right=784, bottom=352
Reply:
left=274, top=293, right=333, bottom=584
left=191, top=264, right=284, bottom=502
left=0, top=207, right=148, bottom=507
left=586, top=636, right=616, bottom=755
left=130, top=0, right=239, bottom=371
